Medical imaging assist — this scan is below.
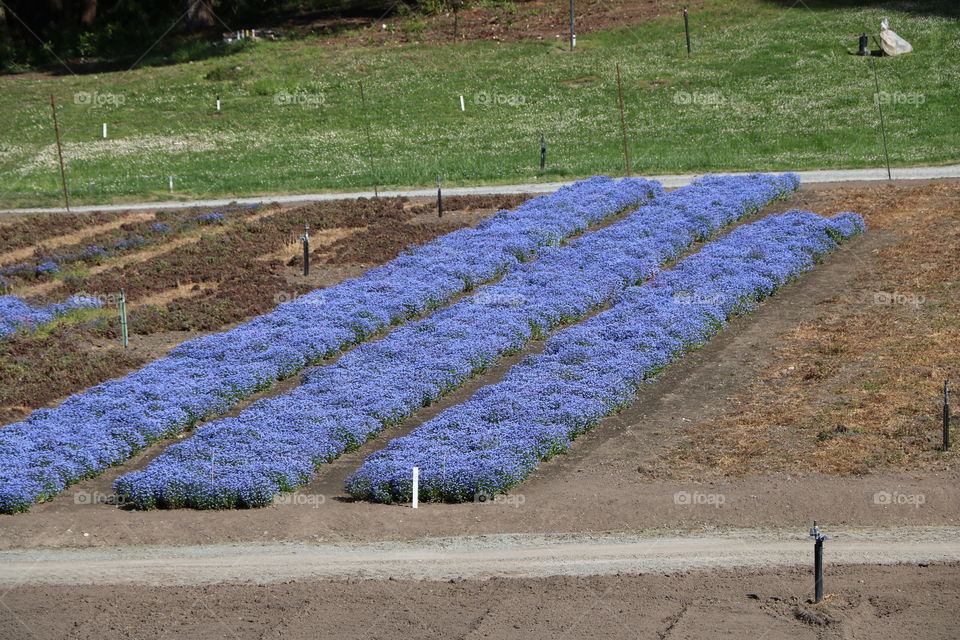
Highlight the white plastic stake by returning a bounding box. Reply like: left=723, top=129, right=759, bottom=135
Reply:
left=459, top=95, right=465, bottom=111
left=168, top=175, right=174, bottom=192
left=412, top=467, right=419, bottom=508
left=102, top=123, right=107, bottom=138
left=216, top=99, right=221, bottom=112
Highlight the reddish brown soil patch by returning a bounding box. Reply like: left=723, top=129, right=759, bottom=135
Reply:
left=280, top=0, right=695, bottom=47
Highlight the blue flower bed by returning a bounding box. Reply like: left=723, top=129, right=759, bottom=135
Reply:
left=113, top=173, right=799, bottom=510
left=0, top=176, right=659, bottom=513
left=346, top=210, right=865, bottom=503
left=0, top=294, right=103, bottom=337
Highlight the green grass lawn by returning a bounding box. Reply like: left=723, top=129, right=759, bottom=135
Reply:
left=0, top=0, right=957, bottom=207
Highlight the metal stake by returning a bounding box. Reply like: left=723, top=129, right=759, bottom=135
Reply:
left=437, top=175, right=443, bottom=218
left=118, top=289, right=129, bottom=348
left=569, top=0, right=575, bottom=51
left=302, top=222, right=310, bottom=276
left=540, top=134, right=547, bottom=170
left=50, top=95, right=71, bottom=212
left=944, top=381, right=952, bottom=451
left=810, top=521, right=828, bottom=603
left=684, top=8, right=691, bottom=56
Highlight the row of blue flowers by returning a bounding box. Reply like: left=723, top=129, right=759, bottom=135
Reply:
left=0, top=176, right=659, bottom=513
left=346, top=210, right=866, bottom=503
left=112, top=173, right=800, bottom=510
left=0, top=294, right=103, bottom=337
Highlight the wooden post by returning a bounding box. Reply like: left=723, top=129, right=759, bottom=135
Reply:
left=358, top=80, right=379, bottom=198
left=50, top=95, right=71, bottom=212
left=615, top=63, right=632, bottom=177
left=869, top=57, right=893, bottom=181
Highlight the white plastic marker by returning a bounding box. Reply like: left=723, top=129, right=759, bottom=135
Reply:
left=412, top=467, right=419, bottom=509
left=459, top=95, right=465, bottom=111
left=168, top=176, right=174, bottom=192
left=216, top=98, right=221, bottom=112
left=102, top=123, right=107, bottom=138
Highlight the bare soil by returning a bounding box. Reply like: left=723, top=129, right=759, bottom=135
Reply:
left=277, top=0, right=695, bottom=48
left=1, top=561, right=957, bottom=639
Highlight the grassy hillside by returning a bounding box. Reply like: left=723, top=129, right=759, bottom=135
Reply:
left=0, top=0, right=957, bottom=207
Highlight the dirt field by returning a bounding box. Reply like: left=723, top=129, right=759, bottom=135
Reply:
left=278, top=0, right=697, bottom=47
left=2, top=561, right=957, bottom=639
left=1, top=179, right=957, bottom=639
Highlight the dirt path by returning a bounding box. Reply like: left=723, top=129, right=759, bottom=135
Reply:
left=1, top=528, right=956, bottom=586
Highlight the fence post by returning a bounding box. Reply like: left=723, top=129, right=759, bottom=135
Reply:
left=50, top=95, right=71, bottom=212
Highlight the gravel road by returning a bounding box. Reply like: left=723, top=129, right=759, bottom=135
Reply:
left=3, top=165, right=959, bottom=214
left=3, top=527, right=957, bottom=586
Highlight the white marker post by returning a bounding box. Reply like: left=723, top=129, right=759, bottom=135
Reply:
left=102, top=123, right=107, bottom=138
left=459, top=95, right=465, bottom=111
left=412, top=467, right=419, bottom=509
left=216, top=98, right=221, bottom=112
left=168, top=175, right=174, bottom=193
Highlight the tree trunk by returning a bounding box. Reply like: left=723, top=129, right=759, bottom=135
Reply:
left=80, top=0, right=98, bottom=25
left=184, top=0, right=215, bottom=29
